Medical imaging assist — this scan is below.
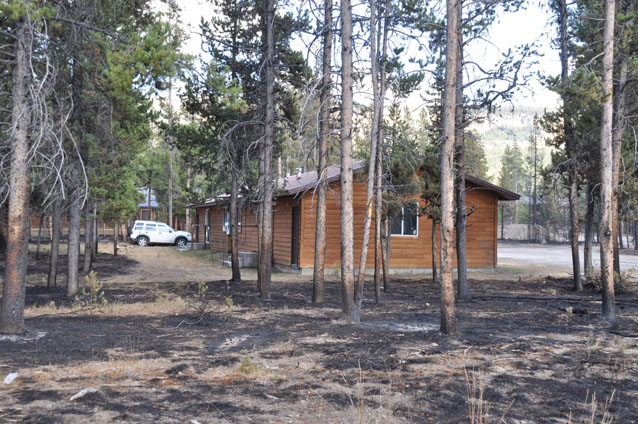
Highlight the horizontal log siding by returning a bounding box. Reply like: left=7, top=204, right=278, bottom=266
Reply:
left=299, top=181, right=498, bottom=269
left=197, top=202, right=296, bottom=267
left=272, top=199, right=297, bottom=266
left=209, top=208, right=226, bottom=251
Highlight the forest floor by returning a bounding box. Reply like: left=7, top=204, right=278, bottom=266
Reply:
left=0, top=242, right=637, bottom=423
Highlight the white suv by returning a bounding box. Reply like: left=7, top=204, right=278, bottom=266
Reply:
left=129, top=220, right=192, bottom=248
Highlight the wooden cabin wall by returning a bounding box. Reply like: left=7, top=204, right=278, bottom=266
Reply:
left=197, top=201, right=296, bottom=267
left=299, top=181, right=498, bottom=269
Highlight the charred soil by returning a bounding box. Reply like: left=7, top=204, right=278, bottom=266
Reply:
left=1, top=244, right=637, bottom=423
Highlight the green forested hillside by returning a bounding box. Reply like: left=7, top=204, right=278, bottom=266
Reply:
left=471, top=104, right=557, bottom=182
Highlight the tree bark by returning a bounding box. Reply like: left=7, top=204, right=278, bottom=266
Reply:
left=0, top=17, right=31, bottom=334
left=185, top=167, right=192, bottom=234
left=168, top=148, right=174, bottom=227
left=66, top=188, right=82, bottom=298
left=354, top=0, right=381, bottom=321
left=339, top=0, right=355, bottom=321
left=113, top=221, right=119, bottom=257
left=48, top=197, right=62, bottom=288
left=230, top=152, right=241, bottom=282
left=557, top=0, right=582, bottom=291
left=599, top=0, right=616, bottom=321
left=439, top=0, right=459, bottom=334
left=83, top=200, right=93, bottom=273
left=612, top=56, right=627, bottom=274
left=431, top=219, right=438, bottom=284
left=373, top=0, right=389, bottom=304
left=258, top=0, right=275, bottom=299
left=35, top=215, right=44, bottom=260
left=455, top=4, right=469, bottom=300
left=373, top=142, right=383, bottom=304
left=568, top=178, right=582, bottom=290
left=382, top=217, right=390, bottom=292
left=634, top=222, right=638, bottom=250
left=584, top=184, right=594, bottom=278
left=312, top=0, right=332, bottom=304
left=93, top=203, right=98, bottom=258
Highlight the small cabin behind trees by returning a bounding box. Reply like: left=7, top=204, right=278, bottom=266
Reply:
left=193, top=162, right=519, bottom=273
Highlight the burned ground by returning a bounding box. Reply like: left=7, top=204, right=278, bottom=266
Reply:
left=1, top=245, right=637, bottom=423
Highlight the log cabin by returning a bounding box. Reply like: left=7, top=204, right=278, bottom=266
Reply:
left=193, top=161, right=519, bottom=274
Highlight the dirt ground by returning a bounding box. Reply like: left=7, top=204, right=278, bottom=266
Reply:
left=1, top=242, right=637, bottom=423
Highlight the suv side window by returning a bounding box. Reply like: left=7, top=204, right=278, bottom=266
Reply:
left=134, top=223, right=144, bottom=230
left=158, top=224, right=171, bottom=233
left=145, top=223, right=158, bottom=232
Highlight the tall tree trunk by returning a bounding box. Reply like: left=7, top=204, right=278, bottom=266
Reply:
left=0, top=17, right=31, bottom=334
left=599, top=0, right=616, bottom=321
left=230, top=152, right=241, bottom=281
left=168, top=78, right=175, bottom=228
left=312, top=0, right=332, bottom=304
left=339, top=0, right=355, bottom=321
left=568, top=178, right=582, bottom=289
left=584, top=184, right=594, bottom=278
left=93, top=203, right=98, bottom=257
left=168, top=149, right=174, bottom=226
left=612, top=56, right=627, bottom=274
left=66, top=189, right=82, bottom=298
left=186, top=167, right=192, bottom=235
left=373, top=0, right=389, bottom=305
left=455, top=5, right=469, bottom=300
left=373, top=144, right=383, bottom=304
left=532, top=132, right=538, bottom=242
left=557, top=0, right=582, bottom=291
left=439, top=0, right=459, bottom=335
left=258, top=0, right=275, bottom=299
left=354, top=0, right=381, bottom=321
left=113, top=222, right=119, bottom=256
left=431, top=219, right=438, bottom=284
left=147, top=187, right=152, bottom=218
left=500, top=204, right=505, bottom=239
left=382, top=218, right=390, bottom=292
left=634, top=222, right=638, bottom=250
left=83, top=200, right=93, bottom=273
left=35, top=215, right=44, bottom=260
left=48, top=197, right=62, bottom=288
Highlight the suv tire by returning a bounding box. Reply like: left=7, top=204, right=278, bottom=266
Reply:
left=137, top=236, right=149, bottom=247
left=175, top=237, right=188, bottom=248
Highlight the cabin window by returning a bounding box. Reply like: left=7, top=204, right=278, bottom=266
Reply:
left=391, top=203, right=418, bottom=236
left=223, top=209, right=241, bottom=235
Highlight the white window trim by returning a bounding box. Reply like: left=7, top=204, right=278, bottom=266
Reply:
left=391, top=203, right=419, bottom=238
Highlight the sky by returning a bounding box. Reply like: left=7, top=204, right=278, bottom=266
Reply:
left=171, top=0, right=562, bottom=111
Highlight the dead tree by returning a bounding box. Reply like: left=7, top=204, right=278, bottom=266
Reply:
left=258, top=0, right=276, bottom=299
left=599, top=0, right=616, bottom=322
left=339, top=0, right=355, bottom=321
left=439, top=0, right=459, bottom=335
left=48, top=196, right=62, bottom=288
left=312, top=0, right=333, bottom=304
left=354, top=0, right=382, bottom=321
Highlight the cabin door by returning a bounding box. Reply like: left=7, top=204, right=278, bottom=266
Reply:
left=291, top=206, right=300, bottom=267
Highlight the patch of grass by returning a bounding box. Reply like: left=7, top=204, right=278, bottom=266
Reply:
left=73, top=271, right=107, bottom=310
left=465, top=369, right=490, bottom=424
left=239, top=358, right=261, bottom=375
left=25, top=297, right=188, bottom=318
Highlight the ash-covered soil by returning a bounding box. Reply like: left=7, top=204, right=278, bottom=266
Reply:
left=1, top=244, right=637, bottom=423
